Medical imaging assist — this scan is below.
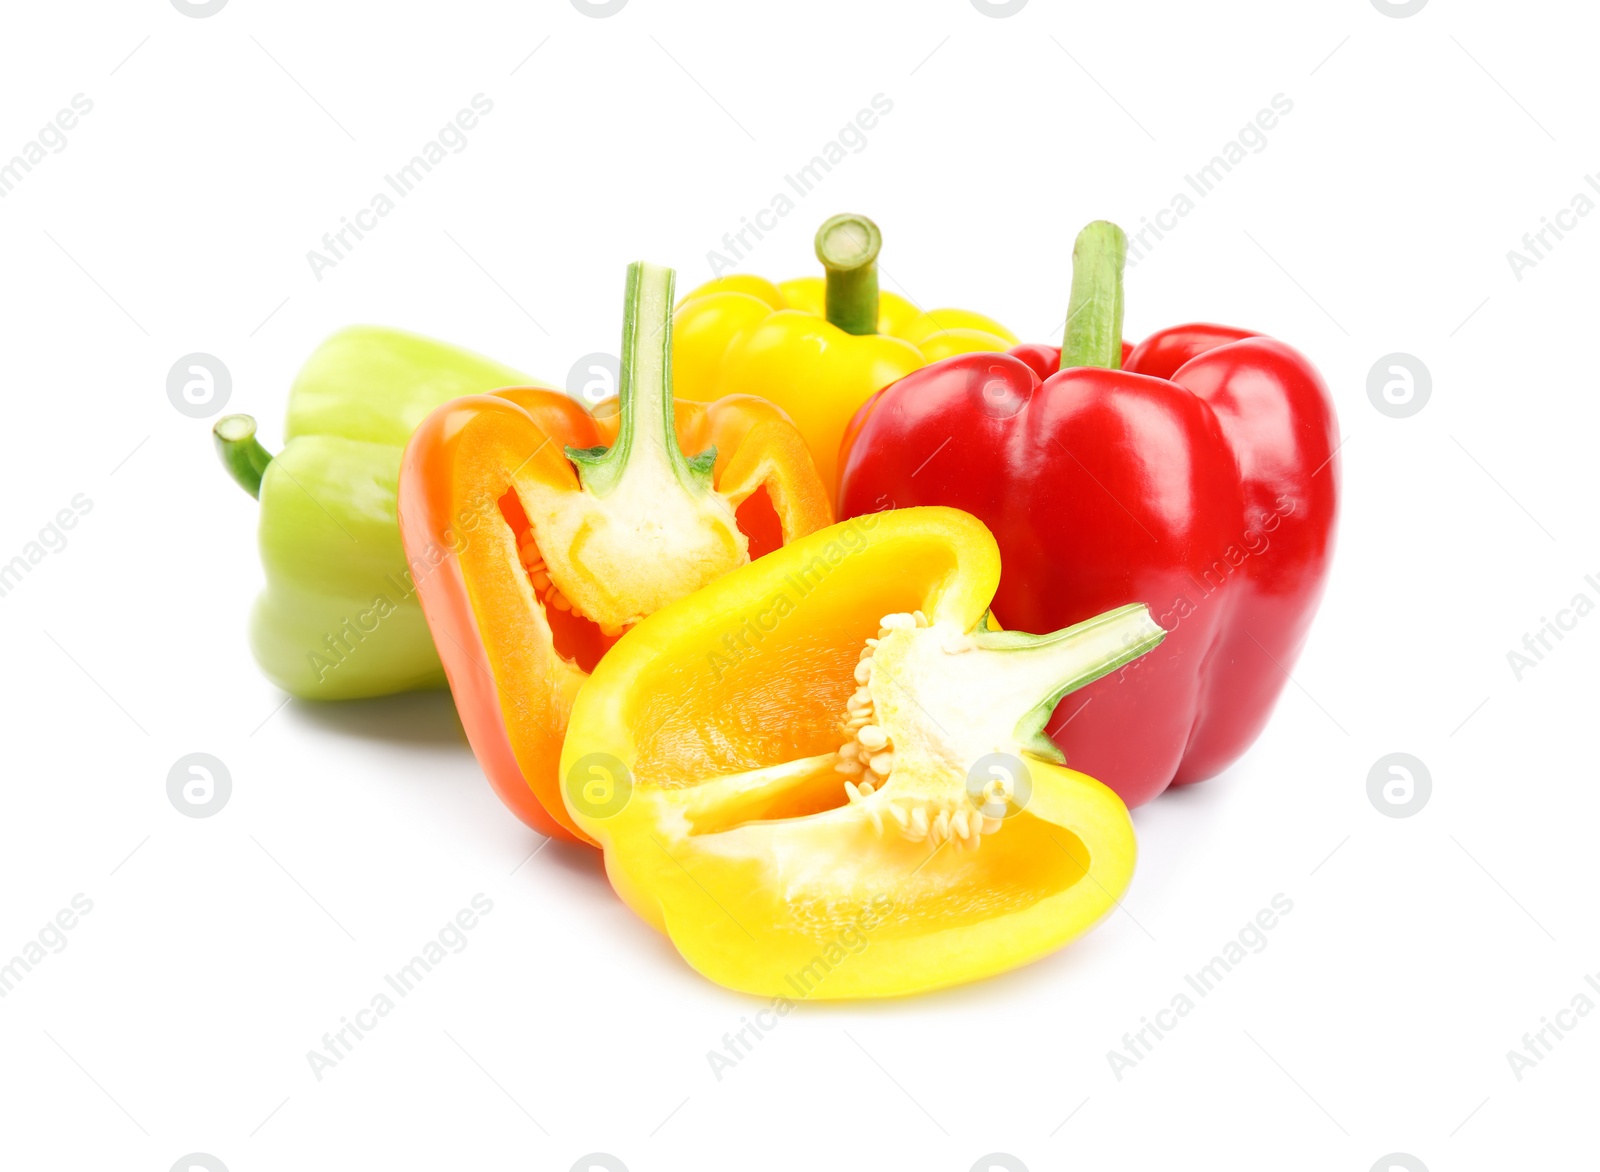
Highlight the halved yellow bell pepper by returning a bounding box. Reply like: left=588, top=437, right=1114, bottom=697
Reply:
left=673, top=215, right=1017, bottom=500
left=560, top=506, right=1163, bottom=998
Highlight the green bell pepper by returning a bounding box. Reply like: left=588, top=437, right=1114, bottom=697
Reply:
left=214, top=326, right=539, bottom=700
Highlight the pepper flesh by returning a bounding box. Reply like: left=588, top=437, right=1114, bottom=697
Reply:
left=560, top=507, right=1162, bottom=998
left=672, top=214, right=1017, bottom=500
left=838, top=222, right=1340, bottom=807
left=214, top=327, right=539, bottom=699
left=399, top=263, right=831, bottom=840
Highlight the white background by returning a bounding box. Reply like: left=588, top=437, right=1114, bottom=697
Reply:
left=0, top=1, right=1594, bottom=1169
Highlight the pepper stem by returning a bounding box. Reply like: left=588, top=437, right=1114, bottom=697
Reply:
left=213, top=414, right=273, bottom=499
left=971, top=603, right=1165, bottom=762
left=815, top=213, right=882, bottom=336
left=1059, top=220, right=1127, bottom=371
left=566, top=262, right=711, bottom=497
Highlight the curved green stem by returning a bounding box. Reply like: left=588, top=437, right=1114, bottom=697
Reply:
left=213, top=414, right=273, bottom=499
left=566, top=262, right=709, bottom=497
left=1059, top=220, right=1128, bottom=371
left=815, top=213, right=882, bottom=336
left=971, top=603, right=1165, bottom=762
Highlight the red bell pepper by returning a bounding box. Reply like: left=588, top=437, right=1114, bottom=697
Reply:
left=836, top=221, right=1339, bottom=807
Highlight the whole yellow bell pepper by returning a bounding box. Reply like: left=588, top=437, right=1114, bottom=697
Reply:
left=673, top=215, right=1017, bottom=500
left=559, top=507, right=1163, bottom=998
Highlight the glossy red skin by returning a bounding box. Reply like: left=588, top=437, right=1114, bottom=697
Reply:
left=836, top=324, right=1339, bottom=807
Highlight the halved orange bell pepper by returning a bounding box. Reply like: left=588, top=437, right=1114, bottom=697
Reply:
left=398, top=263, right=831, bottom=840
left=559, top=506, right=1163, bottom=998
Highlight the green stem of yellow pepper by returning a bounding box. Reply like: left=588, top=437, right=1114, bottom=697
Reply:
left=214, top=414, right=274, bottom=499
left=1059, top=220, right=1127, bottom=371
left=815, top=213, right=882, bottom=336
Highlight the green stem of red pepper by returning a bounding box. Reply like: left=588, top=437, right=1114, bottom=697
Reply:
left=214, top=414, right=274, bottom=499
left=1059, top=220, right=1128, bottom=371
left=816, top=213, right=882, bottom=336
